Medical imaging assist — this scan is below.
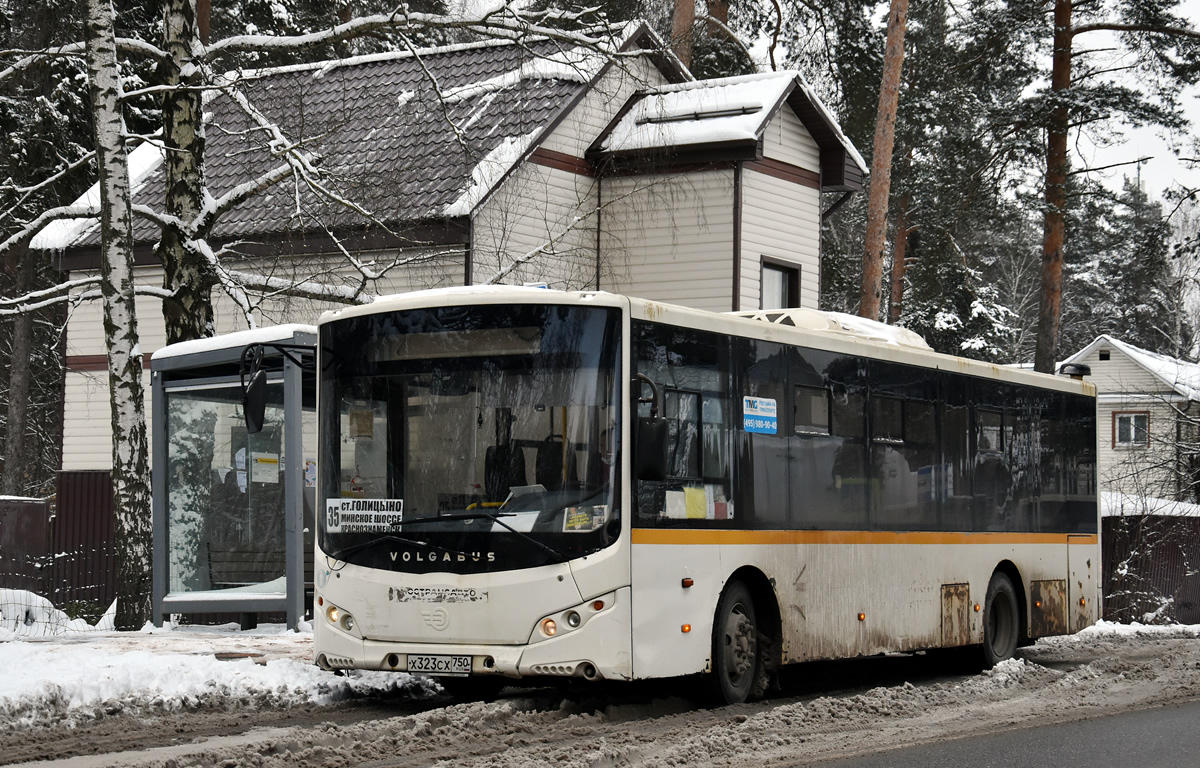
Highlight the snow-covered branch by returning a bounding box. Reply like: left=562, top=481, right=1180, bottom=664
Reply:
left=204, top=7, right=616, bottom=61
left=0, top=204, right=99, bottom=260
left=0, top=280, right=174, bottom=317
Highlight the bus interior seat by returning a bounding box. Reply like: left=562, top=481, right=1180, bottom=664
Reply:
left=485, top=443, right=527, bottom=501
left=536, top=435, right=577, bottom=490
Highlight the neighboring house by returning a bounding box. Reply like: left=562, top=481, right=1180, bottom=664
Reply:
left=1062, top=335, right=1200, bottom=501
left=32, top=23, right=865, bottom=477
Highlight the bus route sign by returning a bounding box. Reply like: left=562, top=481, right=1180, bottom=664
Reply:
left=743, top=396, right=778, bottom=434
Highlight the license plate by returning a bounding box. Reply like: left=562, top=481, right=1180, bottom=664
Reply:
left=407, top=654, right=472, bottom=676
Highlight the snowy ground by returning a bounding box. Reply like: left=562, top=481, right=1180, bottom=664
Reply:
left=1, top=613, right=1199, bottom=767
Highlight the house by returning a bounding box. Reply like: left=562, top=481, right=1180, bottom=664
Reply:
left=32, top=23, right=865, bottom=479
left=1062, top=336, right=1200, bottom=624
left=1061, top=335, right=1200, bottom=501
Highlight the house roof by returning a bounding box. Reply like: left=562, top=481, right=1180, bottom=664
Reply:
left=34, top=25, right=683, bottom=256
left=1064, top=334, right=1200, bottom=400
left=589, top=70, right=866, bottom=190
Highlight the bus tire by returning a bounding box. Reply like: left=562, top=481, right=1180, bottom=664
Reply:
left=981, top=572, right=1019, bottom=667
left=709, top=580, right=760, bottom=705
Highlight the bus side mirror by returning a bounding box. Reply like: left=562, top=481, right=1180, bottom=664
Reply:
left=635, top=416, right=669, bottom=481
left=243, top=369, right=267, bottom=434
left=241, top=345, right=266, bottom=435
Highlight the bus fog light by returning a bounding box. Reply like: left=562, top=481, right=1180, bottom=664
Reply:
left=541, top=618, right=558, bottom=636
left=566, top=611, right=581, bottom=628
left=340, top=613, right=355, bottom=632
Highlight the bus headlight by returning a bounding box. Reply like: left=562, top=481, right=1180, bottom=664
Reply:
left=327, top=604, right=356, bottom=633
left=541, top=618, right=558, bottom=636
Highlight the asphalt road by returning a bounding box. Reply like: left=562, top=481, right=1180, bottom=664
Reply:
left=809, top=698, right=1200, bottom=768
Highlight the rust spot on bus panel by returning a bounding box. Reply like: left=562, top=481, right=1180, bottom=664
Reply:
left=941, top=583, right=970, bottom=647
left=1030, top=579, right=1067, bottom=637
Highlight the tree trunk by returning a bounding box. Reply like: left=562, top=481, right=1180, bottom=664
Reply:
left=861, top=0, right=909, bottom=322
left=2, top=247, right=35, bottom=496
left=887, top=193, right=911, bottom=325
left=672, top=0, right=696, bottom=69
left=86, top=0, right=153, bottom=629
left=159, top=0, right=215, bottom=344
left=1034, top=0, right=1073, bottom=374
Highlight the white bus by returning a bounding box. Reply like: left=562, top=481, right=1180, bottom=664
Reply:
left=310, top=286, right=1098, bottom=703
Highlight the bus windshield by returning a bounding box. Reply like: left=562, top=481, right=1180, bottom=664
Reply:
left=318, top=303, right=622, bottom=573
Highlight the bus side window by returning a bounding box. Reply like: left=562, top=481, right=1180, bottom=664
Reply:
left=794, top=386, right=829, bottom=435
left=830, top=388, right=868, bottom=528
left=664, top=388, right=700, bottom=479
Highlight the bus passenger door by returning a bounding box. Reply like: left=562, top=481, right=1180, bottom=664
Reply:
left=1067, top=534, right=1098, bottom=631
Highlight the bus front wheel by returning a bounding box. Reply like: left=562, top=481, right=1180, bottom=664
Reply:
left=981, top=572, right=1019, bottom=667
left=709, top=581, right=760, bottom=705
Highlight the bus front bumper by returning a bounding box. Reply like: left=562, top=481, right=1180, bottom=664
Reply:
left=315, top=586, right=633, bottom=681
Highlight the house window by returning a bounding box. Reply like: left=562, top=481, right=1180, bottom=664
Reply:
left=1099, top=349, right=1111, bottom=361
left=1113, top=411, right=1149, bottom=448
left=761, top=261, right=799, bottom=310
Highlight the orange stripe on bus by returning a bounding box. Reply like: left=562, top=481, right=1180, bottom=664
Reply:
left=630, top=529, right=1098, bottom=546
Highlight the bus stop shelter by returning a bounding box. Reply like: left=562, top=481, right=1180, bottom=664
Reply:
left=150, top=325, right=316, bottom=629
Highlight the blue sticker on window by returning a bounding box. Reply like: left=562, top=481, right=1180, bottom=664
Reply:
left=743, top=396, right=778, bottom=434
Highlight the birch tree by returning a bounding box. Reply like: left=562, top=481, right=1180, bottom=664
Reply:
left=85, top=0, right=151, bottom=629
left=1, top=2, right=656, bottom=625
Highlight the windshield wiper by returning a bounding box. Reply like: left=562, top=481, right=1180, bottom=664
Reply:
left=324, top=533, right=471, bottom=564
left=396, top=511, right=568, bottom=563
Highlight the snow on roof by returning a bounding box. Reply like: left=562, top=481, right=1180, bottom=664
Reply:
left=1102, top=492, right=1200, bottom=518
left=596, top=70, right=866, bottom=175
left=599, top=72, right=794, bottom=152
left=28, top=140, right=166, bottom=251
left=443, top=129, right=541, bottom=216
left=152, top=323, right=316, bottom=361
left=728, top=308, right=932, bottom=350
left=1066, top=334, right=1200, bottom=400
left=789, top=75, right=867, bottom=175
left=31, top=27, right=670, bottom=253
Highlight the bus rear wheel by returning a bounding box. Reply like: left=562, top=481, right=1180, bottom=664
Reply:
left=981, top=572, right=1019, bottom=667
left=709, top=581, right=760, bottom=705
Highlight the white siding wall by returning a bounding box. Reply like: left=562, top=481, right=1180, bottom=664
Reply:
left=469, top=56, right=668, bottom=289
left=762, top=107, right=821, bottom=169
left=1072, top=346, right=1184, bottom=498
left=472, top=162, right=599, bottom=288
left=60, top=249, right=464, bottom=471
left=740, top=169, right=821, bottom=310
left=601, top=169, right=736, bottom=313
left=539, top=57, right=666, bottom=158
left=739, top=108, right=822, bottom=310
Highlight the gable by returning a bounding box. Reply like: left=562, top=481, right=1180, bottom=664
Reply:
left=1066, top=335, right=1200, bottom=399
left=587, top=71, right=864, bottom=192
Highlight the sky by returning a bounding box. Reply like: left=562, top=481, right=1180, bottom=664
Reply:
left=1077, top=0, right=1200, bottom=202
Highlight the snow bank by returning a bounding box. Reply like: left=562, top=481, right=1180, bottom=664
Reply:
left=0, top=590, right=114, bottom=637
left=0, top=636, right=436, bottom=729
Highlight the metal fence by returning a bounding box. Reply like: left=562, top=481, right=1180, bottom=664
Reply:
left=1103, top=515, right=1200, bottom=625
left=0, top=472, right=118, bottom=629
